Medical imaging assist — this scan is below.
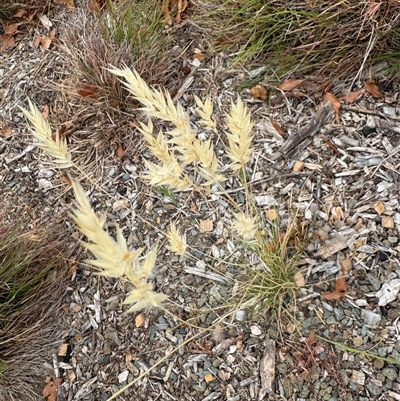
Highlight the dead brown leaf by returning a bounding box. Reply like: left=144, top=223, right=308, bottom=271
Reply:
left=271, top=120, right=286, bottom=136
left=339, top=91, right=364, bottom=103
left=2, top=125, right=12, bottom=138
left=324, top=92, right=341, bottom=122
left=61, top=173, right=72, bottom=186
left=43, top=378, right=62, bottom=401
left=58, top=121, right=73, bottom=138
left=193, top=52, right=205, bottom=62
left=364, top=81, right=383, bottom=98
left=77, top=84, right=99, bottom=98
left=117, top=143, right=125, bottom=160
left=42, top=105, right=50, bottom=119
left=321, top=267, right=347, bottom=300
left=1, top=34, right=16, bottom=51
left=161, top=0, right=188, bottom=24
left=13, top=8, right=28, bottom=18
left=33, top=34, right=52, bottom=50
left=3, top=22, right=24, bottom=35
left=54, top=0, right=76, bottom=10
left=88, top=1, right=101, bottom=12
left=306, top=331, right=316, bottom=348
left=278, top=78, right=304, bottom=91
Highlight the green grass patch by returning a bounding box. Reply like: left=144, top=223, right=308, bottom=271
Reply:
left=102, top=0, right=165, bottom=59
left=198, top=0, right=400, bottom=79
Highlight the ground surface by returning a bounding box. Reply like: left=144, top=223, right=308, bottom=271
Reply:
left=1, top=1, right=400, bottom=401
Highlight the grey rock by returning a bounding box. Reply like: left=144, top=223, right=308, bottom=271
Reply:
left=361, top=309, right=381, bottom=326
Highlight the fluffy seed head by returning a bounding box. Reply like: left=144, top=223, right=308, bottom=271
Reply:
left=232, top=212, right=258, bottom=240
left=167, top=222, right=187, bottom=255
left=20, top=99, right=72, bottom=168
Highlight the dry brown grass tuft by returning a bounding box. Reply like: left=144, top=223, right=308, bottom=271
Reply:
left=0, top=210, right=71, bottom=401
left=197, top=0, right=400, bottom=80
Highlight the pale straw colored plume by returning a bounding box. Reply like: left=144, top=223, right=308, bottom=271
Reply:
left=108, top=65, right=191, bottom=135
left=143, top=158, right=192, bottom=191
left=194, top=95, right=217, bottom=132
left=232, top=212, right=258, bottom=240
left=19, top=99, right=72, bottom=168
left=137, top=120, right=171, bottom=163
left=70, top=178, right=144, bottom=277
left=123, top=245, right=168, bottom=313
left=71, top=178, right=167, bottom=311
left=225, top=97, right=254, bottom=170
left=166, top=222, right=187, bottom=255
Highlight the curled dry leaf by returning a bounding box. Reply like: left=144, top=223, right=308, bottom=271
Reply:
left=77, top=84, right=99, bottom=98
left=271, top=120, right=285, bottom=136
left=2, top=125, right=12, bottom=138
left=43, top=378, right=63, bottom=401
left=339, top=91, right=364, bottom=103
left=13, top=8, right=28, bottom=18
left=324, top=92, right=341, bottom=123
left=3, top=22, right=24, bottom=35
left=33, top=34, right=52, bottom=50
left=364, top=81, right=383, bottom=98
left=278, top=78, right=304, bottom=91
left=1, top=34, right=16, bottom=51
left=162, top=0, right=188, bottom=24
left=321, top=266, right=347, bottom=300
left=117, top=143, right=125, bottom=160
left=54, top=0, right=76, bottom=10
left=88, top=0, right=102, bottom=12
left=306, top=331, right=316, bottom=348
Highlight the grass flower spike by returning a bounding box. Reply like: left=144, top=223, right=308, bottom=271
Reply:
left=233, top=212, right=258, bottom=240
left=225, top=97, right=254, bottom=170
left=167, top=222, right=187, bottom=255
left=20, top=99, right=73, bottom=168
left=70, top=178, right=143, bottom=277
left=123, top=245, right=168, bottom=313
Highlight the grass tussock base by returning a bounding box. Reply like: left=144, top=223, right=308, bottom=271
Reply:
left=0, top=214, right=70, bottom=401
left=197, top=0, right=400, bottom=80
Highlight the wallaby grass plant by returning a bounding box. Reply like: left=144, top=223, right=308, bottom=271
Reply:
left=102, top=0, right=165, bottom=60
left=197, top=0, right=400, bottom=80
left=0, top=216, right=69, bottom=400
left=21, top=66, right=307, bottom=399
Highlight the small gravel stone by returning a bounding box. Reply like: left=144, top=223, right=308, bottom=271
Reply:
left=361, top=309, right=381, bottom=326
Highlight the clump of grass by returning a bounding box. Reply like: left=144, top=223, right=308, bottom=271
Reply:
left=0, top=216, right=69, bottom=401
left=22, top=68, right=308, bottom=401
left=102, top=0, right=165, bottom=60
left=197, top=0, right=400, bottom=79
left=21, top=65, right=305, bottom=317
left=108, top=65, right=305, bottom=315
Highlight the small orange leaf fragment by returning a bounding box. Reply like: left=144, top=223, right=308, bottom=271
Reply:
left=117, top=143, right=125, bottom=160
left=43, top=378, right=62, bottom=401
left=54, top=0, right=76, bottom=11
left=61, top=174, right=72, bottom=186
left=321, top=266, right=347, bottom=300
left=271, top=120, right=285, bottom=136
left=364, top=81, right=383, bottom=98
left=306, top=331, right=316, bottom=347
left=324, top=92, right=341, bottom=122
left=42, top=105, right=50, bottom=119
left=278, top=78, right=304, bottom=91
left=88, top=0, right=101, bottom=12
left=1, top=34, right=16, bottom=51
left=13, top=8, right=28, bottom=18
left=339, top=91, right=363, bottom=103
left=77, top=84, right=99, bottom=98
left=2, top=125, right=12, bottom=138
